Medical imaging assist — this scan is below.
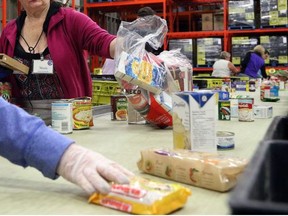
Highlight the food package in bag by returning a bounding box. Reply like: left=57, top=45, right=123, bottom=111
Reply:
left=137, top=148, right=248, bottom=192
left=158, top=49, right=193, bottom=92
left=88, top=176, right=191, bottom=215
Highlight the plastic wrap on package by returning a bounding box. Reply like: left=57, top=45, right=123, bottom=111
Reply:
left=158, top=49, right=193, bottom=91
left=89, top=176, right=191, bottom=215
left=137, top=148, right=248, bottom=192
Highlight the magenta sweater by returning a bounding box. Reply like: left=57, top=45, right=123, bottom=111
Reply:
left=0, top=7, right=116, bottom=99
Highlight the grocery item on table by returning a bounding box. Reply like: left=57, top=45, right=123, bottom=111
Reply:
left=216, top=131, right=235, bottom=150
left=72, top=97, right=93, bottom=129
left=89, top=176, right=191, bottom=215
left=238, top=97, right=254, bottom=122
left=172, top=90, right=217, bottom=152
left=137, top=148, right=248, bottom=192
left=0, top=82, right=11, bottom=102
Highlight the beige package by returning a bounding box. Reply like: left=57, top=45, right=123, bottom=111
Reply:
left=137, top=148, right=248, bottom=192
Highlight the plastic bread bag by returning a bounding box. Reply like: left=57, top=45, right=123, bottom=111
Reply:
left=88, top=176, right=191, bottom=215
left=158, top=49, right=193, bottom=91
left=137, top=148, right=248, bottom=192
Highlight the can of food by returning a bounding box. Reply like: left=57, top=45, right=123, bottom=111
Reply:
left=238, top=97, right=254, bottom=122
left=72, top=97, right=93, bottom=130
left=51, top=100, right=73, bottom=134
left=0, top=82, right=12, bottom=102
left=218, top=100, right=231, bottom=120
left=216, top=131, right=235, bottom=150
left=126, top=88, right=150, bottom=116
left=111, top=95, right=128, bottom=121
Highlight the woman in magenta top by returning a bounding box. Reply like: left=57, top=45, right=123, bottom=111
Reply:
left=0, top=0, right=116, bottom=99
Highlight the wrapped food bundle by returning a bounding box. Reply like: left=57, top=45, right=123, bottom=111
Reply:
left=137, top=148, right=248, bottom=192
left=114, top=16, right=192, bottom=128
left=89, top=176, right=191, bottom=215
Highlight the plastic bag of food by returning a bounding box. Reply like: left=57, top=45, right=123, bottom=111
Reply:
left=89, top=176, right=191, bottom=215
left=137, top=148, right=248, bottom=192
left=158, top=49, right=193, bottom=91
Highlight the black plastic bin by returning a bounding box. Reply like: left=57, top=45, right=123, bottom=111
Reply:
left=229, top=115, right=288, bottom=214
left=263, top=116, right=288, bottom=140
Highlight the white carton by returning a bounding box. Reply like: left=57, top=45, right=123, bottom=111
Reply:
left=172, top=90, right=217, bottom=152
left=230, top=98, right=238, bottom=118
left=253, top=105, right=273, bottom=119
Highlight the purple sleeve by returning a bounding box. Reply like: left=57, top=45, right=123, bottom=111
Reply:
left=0, top=97, right=74, bottom=179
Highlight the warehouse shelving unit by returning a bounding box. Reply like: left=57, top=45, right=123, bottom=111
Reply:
left=0, top=0, right=7, bottom=30
left=82, top=0, right=288, bottom=73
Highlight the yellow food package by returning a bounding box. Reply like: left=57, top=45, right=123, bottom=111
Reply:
left=88, top=176, right=191, bottom=215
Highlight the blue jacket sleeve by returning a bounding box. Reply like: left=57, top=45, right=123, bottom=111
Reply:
left=0, top=97, right=74, bottom=179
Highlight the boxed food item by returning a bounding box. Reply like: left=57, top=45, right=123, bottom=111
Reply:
left=0, top=53, right=29, bottom=75
left=115, top=51, right=166, bottom=95
left=253, top=105, right=273, bottom=119
left=202, top=13, right=213, bottom=31
left=137, top=148, right=248, bottom=192
left=89, top=176, right=191, bottom=215
left=172, top=90, right=217, bottom=152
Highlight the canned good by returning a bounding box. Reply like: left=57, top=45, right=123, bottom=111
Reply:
left=51, top=101, right=73, bottom=134
left=238, top=97, right=254, bottom=122
left=249, top=79, right=256, bottom=92
left=111, top=95, right=128, bottom=121
left=0, top=82, right=11, bottom=102
left=216, top=131, right=235, bottom=150
left=126, top=89, right=150, bottom=116
left=218, top=100, right=231, bottom=121
left=72, top=97, right=93, bottom=129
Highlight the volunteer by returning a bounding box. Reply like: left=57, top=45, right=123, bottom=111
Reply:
left=211, top=51, right=239, bottom=77
left=0, top=0, right=116, bottom=100
left=0, top=96, right=133, bottom=195
left=240, top=45, right=268, bottom=78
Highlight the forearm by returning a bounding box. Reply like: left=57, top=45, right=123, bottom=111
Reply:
left=0, top=97, right=74, bottom=179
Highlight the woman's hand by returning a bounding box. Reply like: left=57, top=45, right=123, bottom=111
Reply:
left=57, top=144, right=134, bottom=195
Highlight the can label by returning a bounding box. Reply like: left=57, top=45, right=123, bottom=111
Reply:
left=51, top=101, right=73, bottom=134
left=126, top=89, right=150, bottom=116
left=0, top=82, right=12, bottom=102
left=217, top=131, right=235, bottom=150
left=260, top=85, right=270, bottom=100
left=238, top=98, right=254, bottom=122
left=72, top=97, right=93, bottom=129
left=111, top=95, right=128, bottom=121
left=218, top=100, right=231, bottom=120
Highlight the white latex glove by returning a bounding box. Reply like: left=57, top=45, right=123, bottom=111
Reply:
left=57, top=144, right=134, bottom=195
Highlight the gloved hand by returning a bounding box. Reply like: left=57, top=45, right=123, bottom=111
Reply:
left=57, top=144, right=134, bottom=195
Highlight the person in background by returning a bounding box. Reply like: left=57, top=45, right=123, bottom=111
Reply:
left=0, top=96, right=133, bottom=195
left=211, top=51, right=239, bottom=77
left=257, top=49, right=270, bottom=78
left=240, top=45, right=268, bottom=79
left=0, top=0, right=116, bottom=100
left=137, top=6, right=156, bottom=17
left=137, top=6, right=163, bottom=55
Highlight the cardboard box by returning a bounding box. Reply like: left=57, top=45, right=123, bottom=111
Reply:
left=202, top=13, right=213, bottom=31
left=253, top=105, right=273, bottom=119
left=0, top=54, right=29, bottom=74
left=214, top=14, right=224, bottom=30
left=172, top=90, right=217, bottom=152
left=115, top=51, right=165, bottom=95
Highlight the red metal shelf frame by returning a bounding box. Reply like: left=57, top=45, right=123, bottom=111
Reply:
left=83, top=0, right=288, bottom=72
